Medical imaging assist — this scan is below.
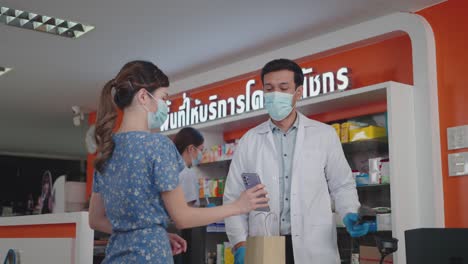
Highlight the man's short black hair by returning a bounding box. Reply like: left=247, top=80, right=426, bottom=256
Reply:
left=261, top=58, right=304, bottom=88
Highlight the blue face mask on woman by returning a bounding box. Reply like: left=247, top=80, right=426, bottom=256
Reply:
left=191, top=147, right=203, bottom=167
left=264, top=91, right=294, bottom=121
left=144, top=92, right=169, bottom=129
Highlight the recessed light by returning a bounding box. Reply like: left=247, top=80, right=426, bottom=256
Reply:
left=0, top=67, right=12, bottom=76
left=0, top=6, right=94, bottom=39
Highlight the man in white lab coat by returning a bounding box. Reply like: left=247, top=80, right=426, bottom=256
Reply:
left=223, top=59, right=370, bottom=264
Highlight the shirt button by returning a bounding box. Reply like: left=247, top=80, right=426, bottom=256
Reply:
left=285, top=198, right=289, bottom=201
left=283, top=134, right=287, bottom=137
left=285, top=176, right=289, bottom=179
left=284, top=154, right=287, bottom=157
left=282, top=219, right=285, bottom=222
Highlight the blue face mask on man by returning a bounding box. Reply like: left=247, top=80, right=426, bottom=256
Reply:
left=144, top=92, right=169, bottom=129
left=264, top=91, right=295, bottom=121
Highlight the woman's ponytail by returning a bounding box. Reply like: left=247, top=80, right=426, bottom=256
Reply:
left=94, top=80, right=118, bottom=173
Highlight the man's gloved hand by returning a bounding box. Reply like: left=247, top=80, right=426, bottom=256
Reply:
left=234, top=246, right=246, bottom=264
left=343, top=213, right=370, bottom=238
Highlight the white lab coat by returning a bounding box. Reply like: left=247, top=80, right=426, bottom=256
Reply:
left=179, top=167, right=200, bottom=206
left=223, top=112, right=360, bottom=264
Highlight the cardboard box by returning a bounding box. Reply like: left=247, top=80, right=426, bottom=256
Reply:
left=360, top=246, right=393, bottom=264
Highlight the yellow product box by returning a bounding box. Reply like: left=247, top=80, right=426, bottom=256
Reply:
left=349, top=125, right=386, bottom=142
left=340, top=122, right=350, bottom=143
left=340, top=122, right=361, bottom=143
left=224, top=244, right=234, bottom=264
left=331, top=123, right=341, bottom=139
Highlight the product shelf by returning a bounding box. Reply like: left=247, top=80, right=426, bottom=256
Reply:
left=342, top=137, right=388, bottom=153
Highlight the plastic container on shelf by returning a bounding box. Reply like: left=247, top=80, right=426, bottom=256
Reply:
left=368, top=157, right=383, bottom=185
left=349, top=125, right=386, bottom=142
left=355, top=173, right=370, bottom=186
left=380, top=158, right=390, bottom=184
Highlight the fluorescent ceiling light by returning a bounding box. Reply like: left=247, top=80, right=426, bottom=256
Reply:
left=0, top=6, right=94, bottom=39
left=0, top=67, right=12, bottom=76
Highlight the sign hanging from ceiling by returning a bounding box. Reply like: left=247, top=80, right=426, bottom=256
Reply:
left=161, top=67, right=351, bottom=132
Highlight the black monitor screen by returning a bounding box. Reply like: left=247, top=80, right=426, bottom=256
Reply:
left=406, top=228, right=468, bottom=264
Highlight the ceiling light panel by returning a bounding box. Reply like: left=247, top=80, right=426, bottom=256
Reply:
left=0, top=67, right=12, bottom=76
left=0, top=6, right=94, bottom=38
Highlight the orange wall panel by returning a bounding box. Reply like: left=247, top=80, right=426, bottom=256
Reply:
left=418, top=0, right=468, bottom=227
left=0, top=223, right=76, bottom=238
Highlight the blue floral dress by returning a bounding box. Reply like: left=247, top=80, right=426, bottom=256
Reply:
left=93, top=131, right=185, bottom=264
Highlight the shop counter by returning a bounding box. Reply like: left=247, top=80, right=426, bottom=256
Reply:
left=0, top=212, right=93, bottom=264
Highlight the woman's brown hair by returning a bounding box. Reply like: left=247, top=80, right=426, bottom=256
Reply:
left=94, top=61, right=169, bottom=173
left=173, top=127, right=204, bottom=155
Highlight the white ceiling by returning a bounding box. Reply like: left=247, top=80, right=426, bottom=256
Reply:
left=0, top=0, right=443, bottom=159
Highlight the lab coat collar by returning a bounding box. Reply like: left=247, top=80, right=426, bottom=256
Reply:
left=255, top=111, right=318, bottom=135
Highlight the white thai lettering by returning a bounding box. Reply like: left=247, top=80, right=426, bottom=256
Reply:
left=208, top=95, right=218, bottom=121
left=251, top=90, right=264, bottom=110
left=245, top=80, right=255, bottom=112
left=236, top=95, right=246, bottom=114
left=322, top=72, right=335, bottom=94
left=227, top=97, right=236, bottom=115
left=218, top=99, right=227, bottom=118
left=337, top=67, right=350, bottom=90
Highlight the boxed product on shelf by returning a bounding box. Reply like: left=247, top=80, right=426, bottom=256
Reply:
left=198, top=177, right=205, bottom=198
left=217, top=179, right=225, bottom=197
left=356, top=173, right=370, bottom=186
left=217, top=243, right=224, bottom=264
left=380, top=159, right=390, bottom=184
left=360, top=246, right=393, bottom=264
left=199, top=178, right=225, bottom=198
left=210, top=242, right=233, bottom=264
left=368, top=157, right=382, bottom=185
left=340, top=121, right=363, bottom=143
left=368, top=157, right=390, bottom=185
left=202, top=141, right=238, bottom=163
left=349, top=125, right=386, bottom=142
left=224, top=242, right=234, bottom=264
left=376, top=213, right=392, bottom=231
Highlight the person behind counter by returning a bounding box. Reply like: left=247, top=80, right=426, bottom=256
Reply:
left=170, top=127, right=205, bottom=263
left=223, top=59, right=370, bottom=264
left=173, top=127, right=205, bottom=206
left=88, top=60, right=268, bottom=264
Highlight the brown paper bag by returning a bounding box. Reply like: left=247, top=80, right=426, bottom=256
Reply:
left=245, top=236, right=285, bottom=264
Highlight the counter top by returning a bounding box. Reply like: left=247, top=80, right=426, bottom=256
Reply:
left=0, top=212, right=93, bottom=264
left=0, top=211, right=88, bottom=226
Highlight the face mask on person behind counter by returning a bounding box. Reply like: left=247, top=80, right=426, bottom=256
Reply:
left=191, top=147, right=203, bottom=167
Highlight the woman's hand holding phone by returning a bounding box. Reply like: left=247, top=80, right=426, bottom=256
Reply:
left=234, top=184, right=269, bottom=214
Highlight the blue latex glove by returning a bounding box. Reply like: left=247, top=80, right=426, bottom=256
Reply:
left=343, top=213, right=370, bottom=238
left=234, top=246, right=246, bottom=264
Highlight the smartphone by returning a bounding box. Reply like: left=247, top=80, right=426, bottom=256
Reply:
left=241, top=173, right=270, bottom=212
